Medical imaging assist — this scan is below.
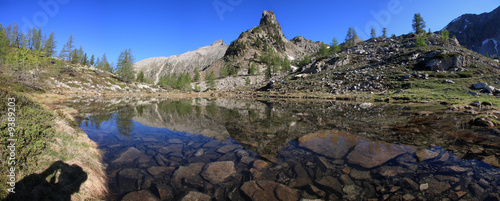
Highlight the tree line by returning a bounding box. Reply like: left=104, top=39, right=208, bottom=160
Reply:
left=0, top=21, right=137, bottom=83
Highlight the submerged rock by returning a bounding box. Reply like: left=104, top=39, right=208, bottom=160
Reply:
left=121, top=190, right=160, bottom=201
left=347, top=140, right=413, bottom=168
left=171, top=163, right=205, bottom=190
left=181, top=191, right=211, bottom=201
left=298, top=130, right=358, bottom=159
left=201, top=161, right=236, bottom=184
left=112, top=147, right=149, bottom=165
left=240, top=180, right=299, bottom=201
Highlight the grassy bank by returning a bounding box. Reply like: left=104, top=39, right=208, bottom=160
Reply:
left=0, top=88, right=107, bottom=200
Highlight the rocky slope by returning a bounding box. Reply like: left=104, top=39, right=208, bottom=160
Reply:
left=262, top=33, right=500, bottom=100
left=134, top=40, right=229, bottom=84
left=445, top=5, right=500, bottom=57
left=205, top=10, right=322, bottom=75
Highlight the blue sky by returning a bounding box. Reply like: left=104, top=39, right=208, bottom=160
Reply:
left=1, top=0, right=498, bottom=65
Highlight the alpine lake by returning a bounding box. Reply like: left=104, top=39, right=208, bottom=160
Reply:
left=65, top=97, right=500, bottom=201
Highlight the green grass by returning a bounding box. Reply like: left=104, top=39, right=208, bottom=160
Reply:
left=0, top=88, right=55, bottom=199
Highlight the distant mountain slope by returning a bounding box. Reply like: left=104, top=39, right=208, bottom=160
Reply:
left=133, top=40, right=228, bottom=84
left=445, top=5, right=500, bottom=57
left=205, top=10, right=323, bottom=75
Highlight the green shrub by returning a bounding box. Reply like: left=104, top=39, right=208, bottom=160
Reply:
left=0, top=89, right=55, bottom=199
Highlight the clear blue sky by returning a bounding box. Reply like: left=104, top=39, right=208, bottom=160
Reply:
left=1, top=0, right=498, bottom=65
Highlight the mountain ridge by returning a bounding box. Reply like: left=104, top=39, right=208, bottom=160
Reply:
left=133, top=40, right=229, bottom=84
left=445, top=5, right=500, bottom=57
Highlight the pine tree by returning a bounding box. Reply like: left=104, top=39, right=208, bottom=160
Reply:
left=382, top=28, right=387, bottom=38
left=33, top=27, right=42, bottom=50
left=318, top=43, right=328, bottom=57
left=136, top=71, right=145, bottom=82
left=97, top=53, right=111, bottom=72
left=82, top=53, right=88, bottom=65
left=370, top=27, right=376, bottom=39
left=116, top=48, right=135, bottom=82
left=43, top=31, right=56, bottom=57
left=205, top=70, right=217, bottom=88
left=331, top=37, right=341, bottom=53
left=345, top=27, right=353, bottom=44
left=71, top=49, right=79, bottom=64
left=412, top=13, right=426, bottom=34
left=95, top=56, right=101, bottom=68
left=0, top=24, right=9, bottom=62
left=90, top=54, right=95, bottom=66
left=440, top=28, right=449, bottom=44
left=77, top=46, right=84, bottom=63
left=59, top=34, right=74, bottom=61
left=415, top=34, right=427, bottom=48
left=193, top=68, right=200, bottom=81
left=345, top=27, right=358, bottom=47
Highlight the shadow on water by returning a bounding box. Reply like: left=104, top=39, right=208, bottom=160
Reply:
left=4, top=161, right=87, bottom=201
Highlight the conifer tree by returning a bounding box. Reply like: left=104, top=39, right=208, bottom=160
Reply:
left=82, top=53, right=88, bottom=65
left=71, top=49, right=79, bottom=64
left=59, top=34, right=75, bottom=61
left=33, top=27, right=42, bottom=50
left=193, top=68, right=200, bottom=82
left=43, top=31, right=57, bottom=57
left=382, top=28, right=387, bottom=38
left=0, top=24, right=9, bottom=61
left=345, top=27, right=358, bottom=47
left=412, top=13, right=426, bottom=34
left=440, top=28, right=449, bottom=44
left=370, top=28, right=376, bottom=39
left=205, top=70, right=217, bottom=88
left=90, top=54, right=95, bottom=66
left=116, top=48, right=135, bottom=82
left=136, top=71, right=145, bottom=82
left=331, top=37, right=341, bottom=53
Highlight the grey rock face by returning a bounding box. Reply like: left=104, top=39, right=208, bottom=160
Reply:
left=134, top=40, right=229, bottom=84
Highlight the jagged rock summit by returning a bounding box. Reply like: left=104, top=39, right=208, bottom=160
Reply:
left=205, top=10, right=323, bottom=75
left=445, top=5, right=500, bottom=56
left=133, top=40, right=229, bottom=84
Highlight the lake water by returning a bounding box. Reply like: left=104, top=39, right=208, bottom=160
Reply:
left=71, top=98, right=500, bottom=201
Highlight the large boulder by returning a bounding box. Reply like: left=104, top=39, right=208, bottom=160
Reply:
left=426, top=54, right=471, bottom=71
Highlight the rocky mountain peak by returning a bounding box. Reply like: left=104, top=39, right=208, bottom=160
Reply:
left=260, top=10, right=278, bottom=26
left=205, top=10, right=321, bottom=76
left=211, top=40, right=226, bottom=46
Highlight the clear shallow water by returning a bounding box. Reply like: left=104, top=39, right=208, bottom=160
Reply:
left=74, top=99, right=500, bottom=201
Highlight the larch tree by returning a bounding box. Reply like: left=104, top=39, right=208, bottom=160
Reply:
left=59, top=34, right=75, bottom=61
left=331, top=37, right=341, bottom=53
left=116, top=48, right=135, bottom=83
left=193, top=68, right=200, bottom=82
left=43, top=31, right=57, bottom=57
left=90, top=54, right=95, bottom=66
left=440, top=28, right=449, bottom=44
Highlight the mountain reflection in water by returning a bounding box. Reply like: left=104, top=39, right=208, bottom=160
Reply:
left=73, top=98, right=500, bottom=200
